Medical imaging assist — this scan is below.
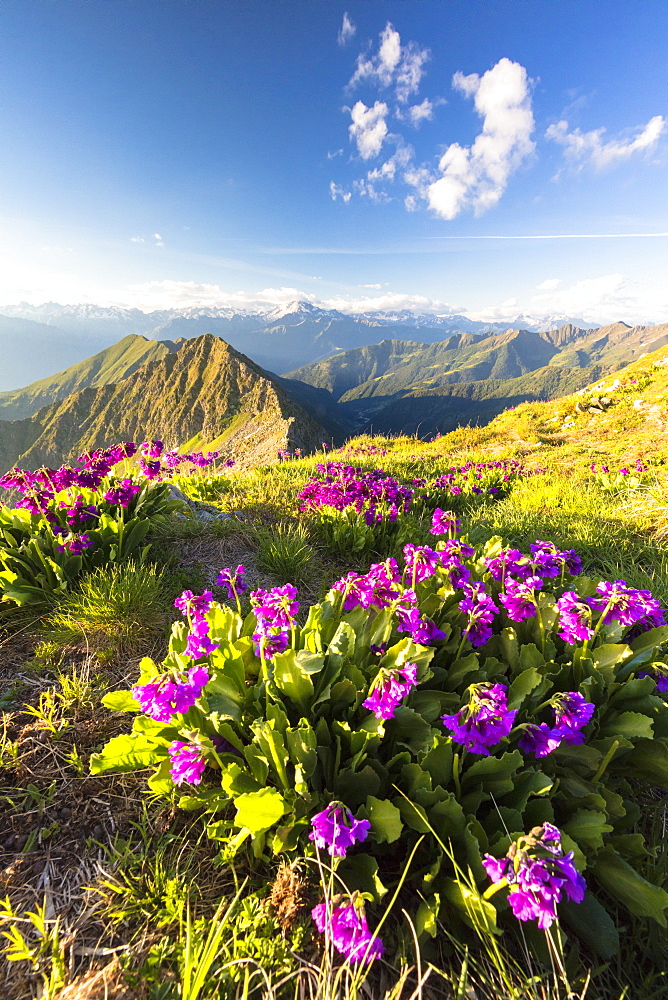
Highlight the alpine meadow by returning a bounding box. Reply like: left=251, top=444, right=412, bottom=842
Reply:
left=1, top=2, right=668, bottom=999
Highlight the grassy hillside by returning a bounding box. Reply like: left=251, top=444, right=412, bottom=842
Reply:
left=0, top=334, right=330, bottom=472
left=1, top=344, right=668, bottom=1000
left=0, top=333, right=181, bottom=420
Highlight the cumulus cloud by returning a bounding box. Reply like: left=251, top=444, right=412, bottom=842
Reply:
left=348, top=100, right=389, bottom=159
left=337, top=12, right=356, bottom=47
left=321, top=291, right=461, bottom=315
left=417, top=58, right=535, bottom=220
left=348, top=22, right=429, bottom=104
left=130, top=236, right=145, bottom=243
left=546, top=114, right=665, bottom=172
left=396, top=98, right=435, bottom=127
left=536, top=278, right=562, bottom=291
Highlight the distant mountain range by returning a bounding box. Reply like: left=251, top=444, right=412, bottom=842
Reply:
left=0, top=306, right=666, bottom=474
left=0, top=300, right=594, bottom=392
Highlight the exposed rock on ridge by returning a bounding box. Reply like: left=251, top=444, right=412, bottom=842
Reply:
left=0, top=335, right=329, bottom=473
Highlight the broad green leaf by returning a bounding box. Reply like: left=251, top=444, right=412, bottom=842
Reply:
left=90, top=734, right=168, bottom=774
left=620, top=738, right=668, bottom=786
left=507, top=666, right=544, bottom=709
left=273, top=649, right=323, bottom=707
left=441, top=878, right=500, bottom=937
left=234, top=787, right=286, bottom=835
left=366, top=796, right=403, bottom=844
left=101, top=690, right=140, bottom=713
left=560, top=893, right=619, bottom=958
left=338, top=853, right=388, bottom=901
left=221, top=762, right=262, bottom=797
left=593, top=848, right=668, bottom=926
left=601, top=711, right=654, bottom=740
left=563, top=809, right=613, bottom=849
left=593, top=643, right=632, bottom=670
left=461, top=751, right=523, bottom=796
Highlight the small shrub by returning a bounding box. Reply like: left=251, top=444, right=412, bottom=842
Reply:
left=256, top=522, right=314, bottom=584
left=43, top=561, right=167, bottom=654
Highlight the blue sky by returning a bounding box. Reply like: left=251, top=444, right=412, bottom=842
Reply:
left=1, top=0, right=667, bottom=324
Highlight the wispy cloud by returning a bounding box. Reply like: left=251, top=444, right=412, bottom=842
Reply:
left=348, top=22, right=429, bottom=104
left=329, top=181, right=352, bottom=203
left=337, top=12, right=356, bottom=47
left=130, top=236, right=145, bottom=243
left=546, top=114, right=665, bottom=172
left=413, top=58, right=536, bottom=220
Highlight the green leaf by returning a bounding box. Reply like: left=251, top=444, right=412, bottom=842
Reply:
left=273, top=649, right=324, bottom=707
left=621, top=738, right=668, bottom=785
left=365, top=796, right=403, bottom=844
left=441, top=878, right=500, bottom=937
left=507, top=666, right=543, bottom=710
left=592, top=847, right=668, bottom=926
left=101, top=690, right=140, bottom=713
left=90, top=734, right=168, bottom=775
left=415, top=893, right=440, bottom=939
left=338, top=853, right=388, bottom=902
left=593, top=643, right=632, bottom=669
left=234, top=787, right=286, bottom=835
left=601, top=711, right=654, bottom=740
left=560, top=893, right=619, bottom=959
left=563, top=809, right=613, bottom=850
left=461, top=751, right=522, bottom=797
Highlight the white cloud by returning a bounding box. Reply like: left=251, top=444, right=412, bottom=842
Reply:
left=130, top=236, right=145, bottom=243
left=348, top=100, right=389, bottom=159
left=546, top=115, right=665, bottom=172
left=419, top=58, right=535, bottom=220
left=326, top=148, right=344, bottom=159
left=329, top=181, right=352, bottom=203
left=321, top=291, right=461, bottom=315
left=360, top=283, right=386, bottom=289
left=397, top=98, right=435, bottom=127
left=337, top=12, right=356, bottom=47
left=153, top=233, right=162, bottom=240
left=348, top=22, right=429, bottom=104
left=536, top=278, right=562, bottom=290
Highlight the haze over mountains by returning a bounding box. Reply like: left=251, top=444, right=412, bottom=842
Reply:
left=0, top=300, right=666, bottom=473
left=0, top=301, right=592, bottom=392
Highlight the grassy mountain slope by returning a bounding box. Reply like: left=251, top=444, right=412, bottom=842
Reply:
left=0, top=334, right=182, bottom=420
left=0, top=335, right=329, bottom=472
left=287, top=321, right=668, bottom=408
left=355, top=364, right=604, bottom=436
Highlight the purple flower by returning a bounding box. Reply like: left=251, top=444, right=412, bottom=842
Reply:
left=363, top=662, right=419, bottom=720
left=312, top=899, right=384, bottom=962
left=638, top=668, right=668, bottom=693
left=430, top=509, right=460, bottom=536
left=459, top=582, right=499, bottom=648
left=217, top=564, right=248, bottom=599
left=591, top=580, right=665, bottom=628
left=483, top=823, right=586, bottom=929
left=552, top=691, right=595, bottom=732
left=333, top=559, right=401, bottom=611
left=441, top=683, right=517, bottom=755
left=133, top=666, right=209, bottom=722
left=184, top=618, right=218, bottom=660
left=104, top=478, right=141, bottom=507
left=168, top=741, right=207, bottom=785
left=395, top=606, right=446, bottom=645
left=499, top=576, right=543, bottom=622
left=174, top=590, right=214, bottom=621
left=309, top=803, right=371, bottom=858
left=403, top=544, right=442, bottom=584
left=485, top=548, right=532, bottom=583
left=518, top=723, right=564, bottom=757
left=555, top=591, right=594, bottom=644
